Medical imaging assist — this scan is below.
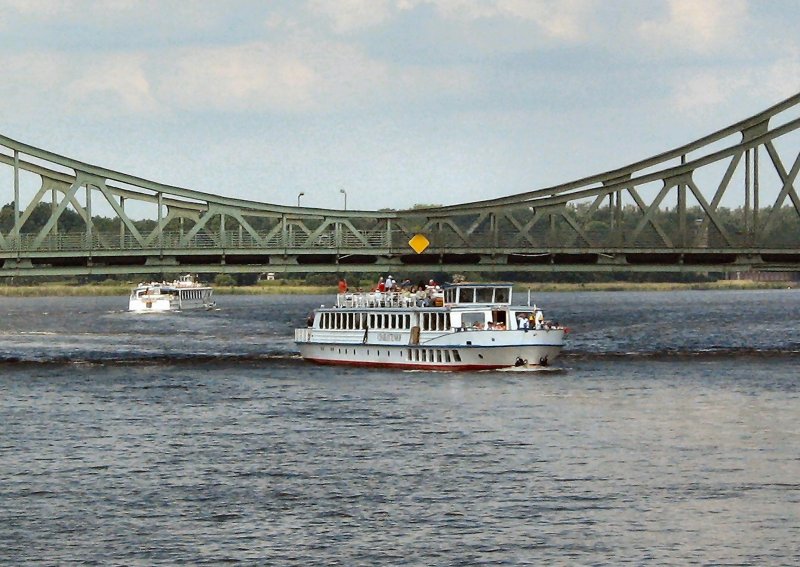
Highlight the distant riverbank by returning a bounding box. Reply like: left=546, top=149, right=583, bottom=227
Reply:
left=517, top=280, right=795, bottom=293
left=0, top=279, right=793, bottom=297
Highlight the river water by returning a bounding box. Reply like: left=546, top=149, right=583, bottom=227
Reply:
left=0, top=290, right=798, bottom=565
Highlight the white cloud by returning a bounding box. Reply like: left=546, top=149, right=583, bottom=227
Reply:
left=426, top=0, right=596, bottom=42
left=156, top=43, right=319, bottom=113
left=306, top=0, right=595, bottom=42
left=638, top=0, right=748, bottom=53
left=669, top=72, right=747, bottom=114
left=154, top=39, right=472, bottom=113
left=0, top=33, right=472, bottom=119
left=307, top=0, right=398, bottom=33
left=0, top=0, right=80, bottom=17
left=666, top=57, right=800, bottom=120
left=67, top=54, right=159, bottom=116
left=757, top=50, right=800, bottom=103
left=0, top=50, right=159, bottom=118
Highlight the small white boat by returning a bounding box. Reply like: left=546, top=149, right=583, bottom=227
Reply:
left=295, top=282, right=567, bottom=370
left=128, top=274, right=215, bottom=312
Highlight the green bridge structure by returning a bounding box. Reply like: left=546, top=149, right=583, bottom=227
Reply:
left=2, top=93, right=800, bottom=278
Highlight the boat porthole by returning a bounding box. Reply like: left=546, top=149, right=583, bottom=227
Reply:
left=478, top=354, right=484, bottom=359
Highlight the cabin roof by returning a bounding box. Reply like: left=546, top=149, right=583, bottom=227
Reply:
left=443, top=282, right=512, bottom=288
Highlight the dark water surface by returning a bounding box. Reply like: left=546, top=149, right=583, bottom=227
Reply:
left=1, top=290, right=798, bottom=565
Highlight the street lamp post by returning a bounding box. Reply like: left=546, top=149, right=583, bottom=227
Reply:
left=340, top=188, right=347, bottom=210
left=297, top=192, right=304, bottom=206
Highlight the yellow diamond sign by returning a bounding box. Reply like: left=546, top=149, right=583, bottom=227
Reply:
left=408, top=233, right=430, bottom=254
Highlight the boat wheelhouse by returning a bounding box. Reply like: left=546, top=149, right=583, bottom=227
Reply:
left=128, top=274, right=216, bottom=312
left=295, top=282, right=566, bottom=370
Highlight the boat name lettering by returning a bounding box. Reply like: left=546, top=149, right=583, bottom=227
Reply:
left=378, top=332, right=402, bottom=342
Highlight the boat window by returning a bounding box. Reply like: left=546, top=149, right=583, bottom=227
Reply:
left=476, top=288, right=493, bottom=303
left=436, top=350, right=442, bottom=363
left=461, top=312, right=485, bottom=328
left=453, top=350, right=461, bottom=362
left=391, top=314, right=397, bottom=329
left=444, top=350, right=451, bottom=363
left=444, top=313, right=451, bottom=330
left=459, top=288, right=475, bottom=303
left=495, top=287, right=510, bottom=303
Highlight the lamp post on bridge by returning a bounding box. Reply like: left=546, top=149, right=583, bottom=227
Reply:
left=340, top=188, right=347, bottom=210
left=297, top=192, right=304, bottom=206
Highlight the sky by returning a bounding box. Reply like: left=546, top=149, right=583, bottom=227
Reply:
left=1, top=0, right=799, bottom=214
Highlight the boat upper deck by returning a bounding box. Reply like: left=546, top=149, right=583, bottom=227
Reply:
left=334, top=283, right=514, bottom=310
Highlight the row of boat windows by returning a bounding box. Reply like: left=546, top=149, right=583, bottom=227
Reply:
left=328, top=346, right=463, bottom=363
left=319, top=312, right=452, bottom=331
left=179, top=290, right=208, bottom=300
left=444, top=287, right=510, bottom=304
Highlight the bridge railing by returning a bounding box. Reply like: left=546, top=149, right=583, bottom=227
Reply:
left=6, top=228, right=397, bottom=252
left=6, top=220, right=800, bottom=254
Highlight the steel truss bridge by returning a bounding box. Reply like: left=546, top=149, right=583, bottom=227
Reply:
left=2, top=93, right=800, bottom=278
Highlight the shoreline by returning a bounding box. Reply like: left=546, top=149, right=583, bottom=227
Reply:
left=0, top=280, right=794, bottom=297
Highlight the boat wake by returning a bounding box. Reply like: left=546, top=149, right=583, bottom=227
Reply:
left=1, top=346, right=798, bottom=370
left=564, top=346, right=800, bottom=361
left=494, top=365, right=567, bottom=373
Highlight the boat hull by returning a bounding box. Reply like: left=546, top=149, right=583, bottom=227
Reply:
left=296, top=330, right=564, bottom=371
left=128, top=293, right=215, bottom=312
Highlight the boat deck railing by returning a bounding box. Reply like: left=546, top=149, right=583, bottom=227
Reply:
left=336, top=291, right=444, bottom=309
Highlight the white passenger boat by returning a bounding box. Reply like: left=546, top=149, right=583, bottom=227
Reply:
left=295, top=282, right=567, bottom=370
left=128, top=274, right=215, bottom=312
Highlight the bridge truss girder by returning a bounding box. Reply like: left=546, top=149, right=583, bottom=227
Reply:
left=2, top=92, right=800, bottom=277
